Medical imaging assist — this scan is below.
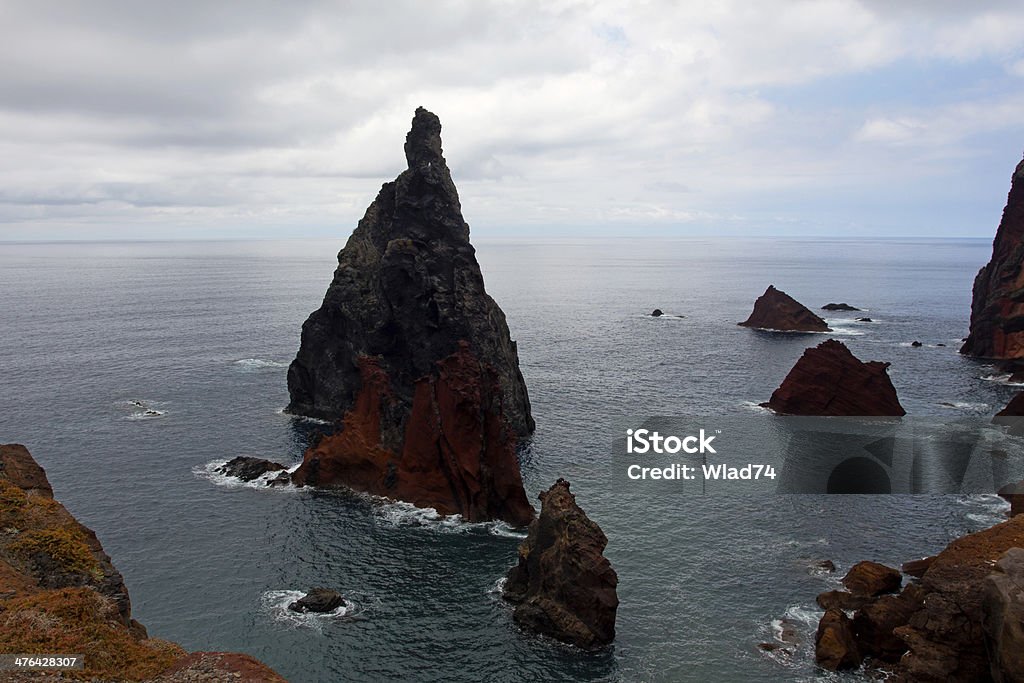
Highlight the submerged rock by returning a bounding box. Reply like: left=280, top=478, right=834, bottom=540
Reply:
left=739, top=285, right=831, bottom=332
left=962, top=156, right=1024, bottom=360
left=216, top=456, right=287, bottom=482
left=911, top=340, right=923, bottom=347
left=288, top=588, right=345, bottom=613
left=285, top=108, right=534, bottom=526
left=502, top=479, right=618, bottom=649
left=822, top=303, right=861, bottom=311
left=762, top=340, right=906, bottom=416
left=650, top=308, right=663, bottom=317
left=0, top=444, right=284, bottom=681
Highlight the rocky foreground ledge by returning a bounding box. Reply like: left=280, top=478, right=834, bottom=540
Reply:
left=0, top=444, right=285, bottom=682
left=813, top=512, right=1024, bottom=681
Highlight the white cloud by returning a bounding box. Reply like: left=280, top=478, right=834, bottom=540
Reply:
left=0, top=0, right=1022, bottom=238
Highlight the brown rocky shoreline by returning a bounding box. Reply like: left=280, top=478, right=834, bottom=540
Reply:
left=0, top=444, right=285, bottom=682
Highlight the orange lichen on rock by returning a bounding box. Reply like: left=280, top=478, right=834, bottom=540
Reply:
left=0, top=444, right=286, bottom=682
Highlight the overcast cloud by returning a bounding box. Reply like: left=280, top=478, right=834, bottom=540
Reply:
left=1, top=0, right=1023, bottom=239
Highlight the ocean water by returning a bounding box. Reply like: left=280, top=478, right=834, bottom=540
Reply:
left=0, top=237, right=1015, bottom=682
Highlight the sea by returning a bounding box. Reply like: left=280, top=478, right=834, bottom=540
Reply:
left=0, top=236, right=1016, bottom=682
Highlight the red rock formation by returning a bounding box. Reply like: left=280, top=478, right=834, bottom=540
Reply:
left=811, top=515, right=1024, bottom=680
left=0, top=444, right=285, bottom=682
left=997, top=481, right=1024, bottom=517
left=982, top=548, right=1024, bottom=683
left=815, top=608, right=860, bottom=671
left=502, top=479, right=618, bottom=649
left=763, top=339, right=906, bottom=416
left=842, top=560, right=902, bottom=596
left=293, top=344, right=535, bottom=526
left=962, top=156, right=1024, bottom=360
left=739, top=285, right=831, bottom=332
left=993, top=391, right=1024, bottom=437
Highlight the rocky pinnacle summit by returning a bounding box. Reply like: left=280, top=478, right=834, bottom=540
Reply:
left=286, top=107, right=535, bottom=525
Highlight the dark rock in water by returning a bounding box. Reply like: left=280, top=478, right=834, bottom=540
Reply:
left=817, top=590, right=870, bottom=612
left=823, top=303, right=861, bottom=311
left=856, top=317, right=873, bottom=322
left=503, top=479, right=618, bottom=649
left=1009, top=370, right=1024, bottom=383
left=936, top=342, right=946, bottom=347
left=983, top=548, right=1024, bottom=682
left=815, top=608, right=860, bottom=671
left=997, top=481, right=1024, bottom=516
left=216, top=456, right=287, bottom=482
left=267, top=471, right=292, bottom=488
left=843, top=561, right=902, bottom=597
left=650, top=308, right=663, bottom=317
left=739, top=285, right=831, bottom=332
left=902, top=556, right=936, bottom=578
left=962, top=156, right=1024, bottom=360
left=287, top=588, right=345, bottom=614
left=911, top=340, right=923, bottom=347
left=285, top=108, right=534, bottom=526
left=763, top=340, right=906, bottom=416
left=814, top=559, right=836, bottom=573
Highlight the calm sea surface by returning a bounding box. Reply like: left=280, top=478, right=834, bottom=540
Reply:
left=0, top=237, right=1014, bottom=682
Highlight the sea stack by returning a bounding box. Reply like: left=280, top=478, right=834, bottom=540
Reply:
left=502, top=479, right=618, bottom=649
left=739, top=285, right=831, bottom=332
left=763, top=339, right=906, bottom=416
left=286, top=107, right=535, bottom=526
left=962, top=156, right=1024, bottom=360
left=0, top=444, right=284, bottom=681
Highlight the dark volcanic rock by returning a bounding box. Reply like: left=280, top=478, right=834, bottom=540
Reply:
left=650, top=308, right=663, bottom=317
left=815, top=608, right=861, bottom=671
left=856, top=317, right=873, bottom=322
left=288, top=588, right=345, bottom=613
left=843, top=561, right=902, bottom=597
left=216, top=456, right=286, bottom=482
left=285, top=108, right=534, bottom=526
left=983, top=548, right=1024, bottom=682
left=962, top=156, right=1024, bottom=360
left=823, top=303, right=861, bottom=311
left=739, top=285, right=831, bottom=332
left=763, top=340, right=906, bottom=416
left=502, top=479, right=618, bottom=649
left=911, top=340, right=923, bottom=347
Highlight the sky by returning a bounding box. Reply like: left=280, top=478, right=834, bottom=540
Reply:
left=1, top=0, right=1023, bottom=240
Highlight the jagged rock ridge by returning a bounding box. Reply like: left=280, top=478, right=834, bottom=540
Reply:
left=502, top=479, right=618, bottom=649
left=286, top=107, right=534, bottom=526
left=763, top=339, right=906, bottom=416
left=962, top=156, right=1024, bottom=360
left=739, top=285, right=831, bottom=332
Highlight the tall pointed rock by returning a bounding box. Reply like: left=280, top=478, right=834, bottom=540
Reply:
left=962, top=156, right=1024, bottom=360
left=286, top=108, right=535, bottom=525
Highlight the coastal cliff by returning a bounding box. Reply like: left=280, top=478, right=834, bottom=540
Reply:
left=286, top=108, right=534, bottom=526
left=0, top=444, right=284, bottom=682
left=763, top=339, right=906, bottom=416
left=962, top=156, right=1024, bottom=361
